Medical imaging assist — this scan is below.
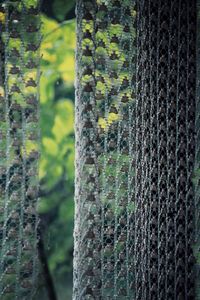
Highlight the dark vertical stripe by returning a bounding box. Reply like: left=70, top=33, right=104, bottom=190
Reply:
left=135, top=1, right=196, bottom=299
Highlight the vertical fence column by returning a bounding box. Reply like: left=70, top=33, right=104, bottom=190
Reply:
left=74, top=1, right=136, bottom=299
left=0, top=1, right=40, bottom=299
left=135, top=0, right=196, bottom=299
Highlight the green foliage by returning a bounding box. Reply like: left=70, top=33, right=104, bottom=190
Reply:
left=39, top=12, right=75, bottom=298
left=52, top=0, right=75, bottom=21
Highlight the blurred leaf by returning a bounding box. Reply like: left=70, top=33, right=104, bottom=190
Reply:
left=52, top=0, right=75, bottom=21
left=24, top=0, right=38, bottom=8
left=39, top=158, right=48, bottom=179
left=59, top=54, right=75, bottom=82
left=0, top=12, right=5, bottom=23
left=43, top=137, right=58, bottom=156
left=52, top=100, right=74, bottom=142
left=39, top=13, right=75, bottom=296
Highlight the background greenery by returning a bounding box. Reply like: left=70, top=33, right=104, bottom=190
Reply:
left=38, top=0, right=75, bottom=299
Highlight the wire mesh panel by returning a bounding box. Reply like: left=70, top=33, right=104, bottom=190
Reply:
left=195, top=1, right=200, bottom=298
left=135, top=0, right=196, bottom=299
left=0, top=1, right=40, bottom=298
left=74, top=0, right=200, bottom=299
left=74, top=0, right=136, bottom=299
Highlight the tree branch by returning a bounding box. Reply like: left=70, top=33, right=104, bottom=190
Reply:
left=38, top=227, right=58, bottom=300
left=42, top=19, right=74, bottom=41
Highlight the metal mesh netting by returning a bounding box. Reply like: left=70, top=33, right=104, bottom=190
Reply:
left=74, top=0, right=200, bottom=300
left=195, top=0, right=200, bottom=298
left=136, top=1, right=196, bottom=299
left=0, top=0, right=199, bottom=299
left=74, top=0, right=136, bottom=299
left=0, top=1, right=40, bottom=299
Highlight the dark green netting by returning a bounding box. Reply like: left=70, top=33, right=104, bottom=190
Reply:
left=0, top=1, right=40, bottom=298
left=195, top=0, right=200, bottom=298
left=0, top=0, right=200, bottom=299
left=74, top=0, right=200, bottom=299
left=136, top=1, right=196, bottom=299
left=74, top=0, right=136, bottom=299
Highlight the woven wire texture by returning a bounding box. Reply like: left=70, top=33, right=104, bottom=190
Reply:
left=74, top=0, right=200, bottom=299
left=195, top=0, right=200, bottom=299
left=0, top=1, right=40, bottom=298
left=74, top=0, right=136, bottom=299
left=136, top=0, right=196, bottom=299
